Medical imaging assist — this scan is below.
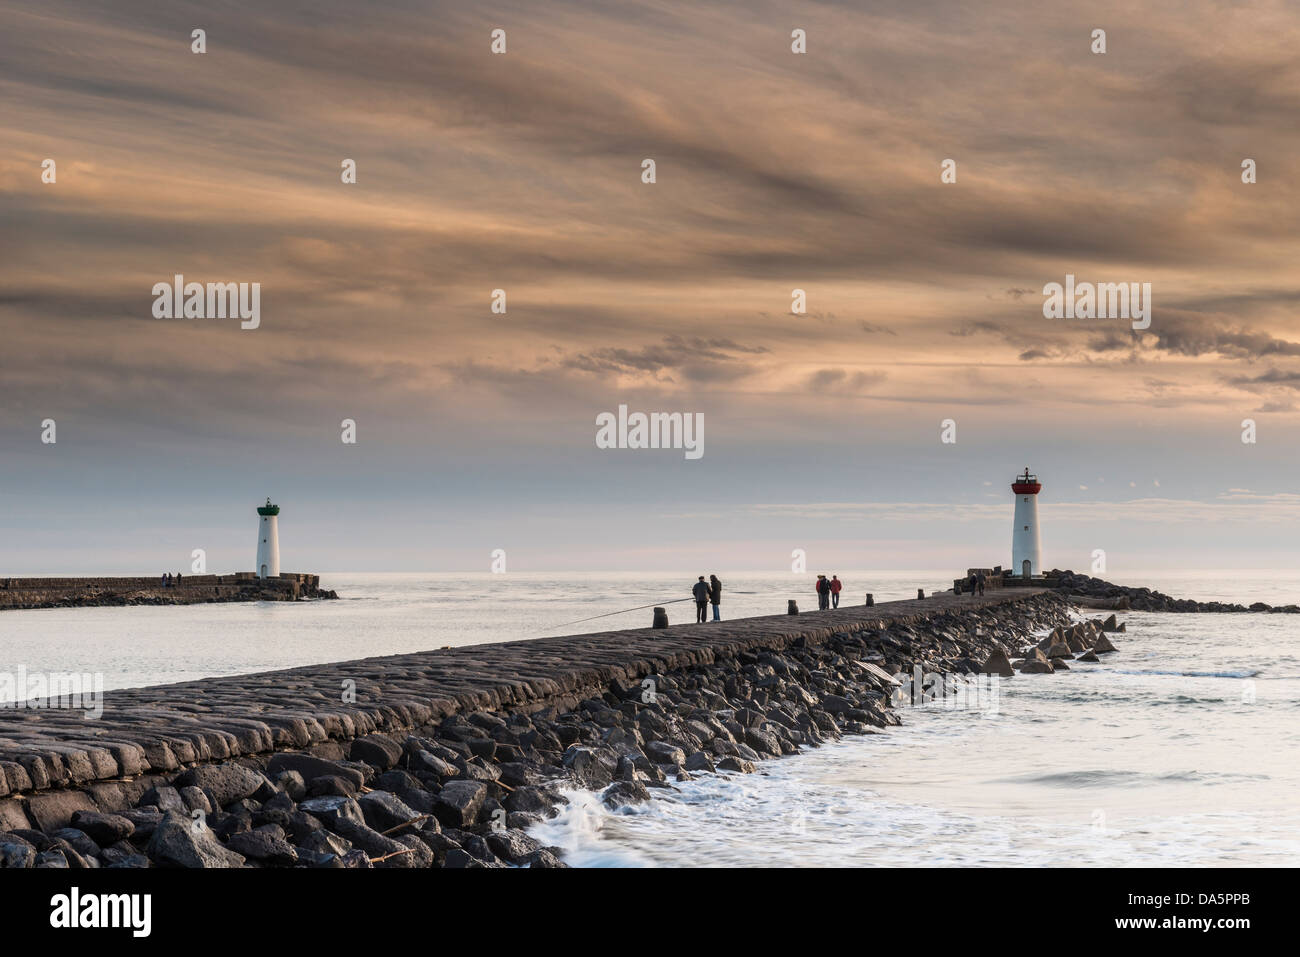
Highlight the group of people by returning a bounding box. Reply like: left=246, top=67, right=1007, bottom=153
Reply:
left=691, top=575, right=723, bottom=622
left=689, top=572, right=849, bottom=622
left=160, top=572, right=184, bottom=587
left=815, top=574, right=843, bottom=609
left=966, top=570, right=987, bottom=596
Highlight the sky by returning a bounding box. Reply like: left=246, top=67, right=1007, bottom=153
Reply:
left=2, top=0, right=1300, bottom=575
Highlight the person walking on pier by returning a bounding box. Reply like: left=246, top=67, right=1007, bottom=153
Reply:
left=968, top=571, right=978, bottom=598
left=816, top=574, right=830, bottom=610
left=976, top=570, right=986, bottom=596
left=693, top=576, right=710, bottom=623
left=709, top=574, right=722, bottom=620
left=831, top=575, right=842, bottom=608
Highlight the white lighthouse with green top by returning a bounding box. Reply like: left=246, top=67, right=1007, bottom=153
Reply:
left=256, top=498, right=280, bottom=579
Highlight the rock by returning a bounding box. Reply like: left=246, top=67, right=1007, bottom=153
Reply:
left=179, top=786, right=213, bottom=815
left=266, top=753, right=365, bottom=791
left=411, top=750, right=456, bottom=778
left=1018, top=659, right=1055, bottom=674
left=99, top=841, right=146, bottom=867
left=145, top=811, right=246, bottom=868
left=821, top=694, right=854, bottom=714
left=525, top=848, right=566, bottom=868
left=307, top=775, right=358, bottom=798
left=0, top=841, right=36, bottom=869
left=1076, top=649, right=1100, bottom=662
left=602, top=780, right=651, bottom=809
left=120, top=807, right=163, bottom=840
left=331, top=819, right=421, bottom=867
left=1045, top=640, right=1072, bottom=659
left=374, top=769, right=422, bottom=793
left=298, top=829, right=352, bottom=860
left=140, top=785, right=186, bottom=814
left=349, top=735, right=403, bottom=771
left=252, top=792, right=295, bottom=829
left=298, top=795, right=365, bottom=830
left=273, top=770, right=307, bottom=801
left=507, top=812, right=542, bottom=831
left=433, top=781, right=487, bottom=829
left=1094, top=635, right=1118, bottom=653
left=226, top=827, right=299, bottom=865
left=684, top=751, right=715, bottom=773
left=498, top=762, right=549, bottom=788
left=561, top=746, right=616, bottom=789
left=979, top=649, right=1015, bottom=677
left=358, top=791, right=423, bottom=833
left=392, top=833, right=434, bottom=868
left=25, top=790, right=100, bottom=832
left=70, top=810, right=134, bottom=846
left=744, top=727, right=782, bottom=757
left=504, top=786, right=554, bottom=816
left=485, top=828, right=545, bottom=864
left=174, top=764, right=267, bottom=809
left=717, top=756, right=757, bottom=773
left=645, top=741, right=687, bottom=766
left=444, top=847, right=477, bottom=868
left=52, top=828, right=101, bottom=859
left=1101, top=614, right=1118, bottom=631
left=0, top=799, right=32, bottom=832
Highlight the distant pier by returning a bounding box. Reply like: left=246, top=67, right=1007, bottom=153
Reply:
left=0, top=573, right=336, bottom=612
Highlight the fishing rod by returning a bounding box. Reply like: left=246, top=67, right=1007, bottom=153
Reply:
left=545, top=596, right=696, bottom=631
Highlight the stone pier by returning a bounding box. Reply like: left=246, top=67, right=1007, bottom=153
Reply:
left=0, top=573, right=336, bottom=611
left=0, top=589, right=1046, bottom=819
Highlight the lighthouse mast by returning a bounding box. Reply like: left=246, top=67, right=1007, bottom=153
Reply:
left=1011, top=468, right=1042, bottom=578
left=256, top=498, right=281, bottom=579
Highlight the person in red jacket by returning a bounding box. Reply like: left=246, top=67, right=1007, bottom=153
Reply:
left=830, top=575, right=842, bottom=608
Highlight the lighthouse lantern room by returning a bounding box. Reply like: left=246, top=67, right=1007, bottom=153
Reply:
left=256, top=498, right=281, bottom=579
left=1011, top=468, right=1042, bottom=578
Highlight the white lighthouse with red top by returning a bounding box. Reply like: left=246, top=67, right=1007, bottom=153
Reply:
left=1011, top=468, right=1042, bottom=578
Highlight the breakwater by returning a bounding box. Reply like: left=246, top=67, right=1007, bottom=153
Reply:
left=1049, top=570, right=1300, bottom=612
left=0, top=589, right=1091, bottom=868
left=0, top=574, right=337, bottom=611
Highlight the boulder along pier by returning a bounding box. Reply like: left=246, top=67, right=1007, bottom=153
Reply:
left=0, top=588, right=1123, bottom=868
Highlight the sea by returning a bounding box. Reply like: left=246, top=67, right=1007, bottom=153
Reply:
left=3, top=569, right=1297, bottom=867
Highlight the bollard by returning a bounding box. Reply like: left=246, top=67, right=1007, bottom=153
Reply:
left=917, top=588, right=925, bottom=599
left=652, top=607, right=668, bottom=629
left=865, top=593, right=873, bottom=606
left=787, top=600, right=799, bottom=615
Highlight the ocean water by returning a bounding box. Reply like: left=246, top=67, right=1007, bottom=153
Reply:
left=3, top=570, right=1298, bottom=867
